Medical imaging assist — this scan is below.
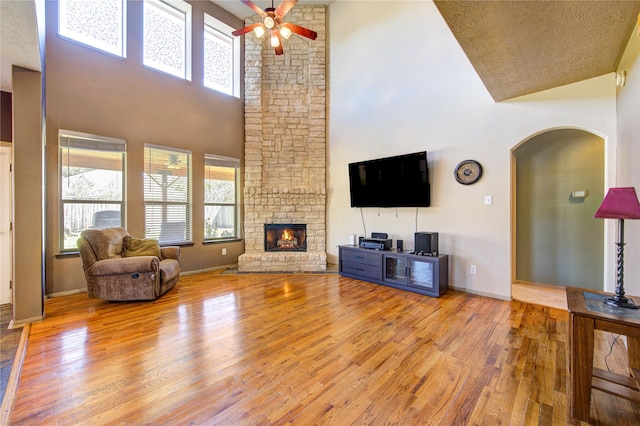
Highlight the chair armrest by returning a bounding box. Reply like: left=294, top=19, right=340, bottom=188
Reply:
left=85, top=256, right=160, bottom=277
left=161, top=246, right=181, bottom=260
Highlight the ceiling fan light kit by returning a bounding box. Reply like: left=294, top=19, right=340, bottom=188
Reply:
left=231, top=0, right=318, bottom=55
left=270, top=29, right=281, bottom=48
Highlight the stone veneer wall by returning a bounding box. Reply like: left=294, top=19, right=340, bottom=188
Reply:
left=237, top=6, right=327, bottom=272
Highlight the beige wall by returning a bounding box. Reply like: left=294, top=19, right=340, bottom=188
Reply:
left=44, top=0, right=245, bottom=295
left=12, top=65, right=44, bottom=323
left=514, top=129, right=604, bottom=289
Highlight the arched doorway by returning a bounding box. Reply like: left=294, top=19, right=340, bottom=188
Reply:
left=513, top=129, right=605, bottom=294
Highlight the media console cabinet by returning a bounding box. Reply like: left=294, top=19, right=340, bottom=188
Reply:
left=339, top=245, right=449, bottom=297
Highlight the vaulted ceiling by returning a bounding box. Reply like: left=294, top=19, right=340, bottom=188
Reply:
left=2, top=1, right=640, bottom=102
left=434, top=1, right=640, bottom=101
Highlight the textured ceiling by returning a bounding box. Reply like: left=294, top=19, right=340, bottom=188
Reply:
left=434, top=1, right=640, bottom=101
left=0, top=0, right=41, bottom=93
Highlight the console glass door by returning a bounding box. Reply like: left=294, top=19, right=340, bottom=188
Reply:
left=409, top=259, right=434, bottom=289
left=384, top=255, right=407, bottom=284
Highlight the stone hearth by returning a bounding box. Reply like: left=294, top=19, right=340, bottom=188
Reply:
left=237, top=6, right=327, bottom=272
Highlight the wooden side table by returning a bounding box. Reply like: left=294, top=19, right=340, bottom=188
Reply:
left=566, top=286, right=640, bottom=421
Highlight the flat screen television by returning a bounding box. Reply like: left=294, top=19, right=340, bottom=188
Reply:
left=348, top=151, right=430, bottom=208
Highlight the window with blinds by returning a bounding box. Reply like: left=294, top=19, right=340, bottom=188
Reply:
left=204, top=154, right=239, bottom=241
left=144, top=145, right=192, bottom=244
left=59, top=130, right=126, bottom=251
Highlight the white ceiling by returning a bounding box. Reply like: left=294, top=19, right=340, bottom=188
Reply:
left=212, top=0, right=333, bottom=19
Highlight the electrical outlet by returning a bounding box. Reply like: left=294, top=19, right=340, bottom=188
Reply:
left=470, top=265, right=477, bottom=275
left=222, top=248, right=227, bottom=256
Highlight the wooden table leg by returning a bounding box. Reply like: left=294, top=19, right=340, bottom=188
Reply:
left=570, top=313, right=595, bottom=421
left=629, top=336, right=640, bottom=379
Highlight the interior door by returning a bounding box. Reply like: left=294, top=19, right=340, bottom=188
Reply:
left=0, top=143, right=12, bottom=305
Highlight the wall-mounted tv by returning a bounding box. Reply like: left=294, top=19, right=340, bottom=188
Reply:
left=348, top=151, right=430, bottom=208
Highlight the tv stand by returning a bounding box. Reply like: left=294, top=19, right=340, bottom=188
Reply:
left=339, top=245, right=448, bottom=297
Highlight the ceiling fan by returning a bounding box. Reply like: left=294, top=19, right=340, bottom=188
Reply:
left=231, top=0, right=318, bottom=56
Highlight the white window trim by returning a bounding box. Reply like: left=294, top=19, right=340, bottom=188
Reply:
left=59, top=130, right=127, bottom=252
left=204, top=13, right=240, bottom=98
left=143, top=0, right=193, bottom=81
left=58, top=0, right=127, bottom=58
left=204, top=154, right=240, bottom=241
left=143, top=144, right=193, bottom=245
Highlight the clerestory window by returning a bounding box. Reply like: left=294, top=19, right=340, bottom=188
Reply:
left=58, top=0, right=127, bottom=58
left=204, top=13, right=240, bottom=97
left=143, top=0, right=192, bottom=80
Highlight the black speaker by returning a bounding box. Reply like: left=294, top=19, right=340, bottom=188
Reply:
left=371, top=232, right=388, bottom=239
left=415, top=232, right=438, bottom=255
left=397, top=239, right=403, bottom=251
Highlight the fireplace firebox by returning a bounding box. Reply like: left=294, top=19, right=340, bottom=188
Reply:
left=264, top=224, right=307, bottom=252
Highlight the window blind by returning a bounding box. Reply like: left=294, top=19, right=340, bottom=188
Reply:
left=204, top=154, right=239, bottom=240
left=60, top=130, right=126, bottom=152
left=144, top=144, right=192, bottom=244
left=59, top=130, right=126, bottom=251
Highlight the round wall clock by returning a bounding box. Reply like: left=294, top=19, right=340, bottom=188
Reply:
left=454, top=160, right=483, bottom=185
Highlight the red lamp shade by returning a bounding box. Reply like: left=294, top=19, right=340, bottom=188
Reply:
left=594, top=187, right=640, bottom=219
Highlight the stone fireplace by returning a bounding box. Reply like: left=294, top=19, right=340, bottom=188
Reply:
left=237, top=6, right=327, bottom=272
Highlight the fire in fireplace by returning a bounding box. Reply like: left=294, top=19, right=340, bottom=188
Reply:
left=264, top=224, right=307, bottom=252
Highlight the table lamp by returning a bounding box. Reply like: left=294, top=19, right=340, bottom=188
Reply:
left=594, top=187, right=640, bottom=309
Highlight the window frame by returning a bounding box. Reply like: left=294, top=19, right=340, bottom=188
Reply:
left=204, top=154, right=241, bottom=242
left=143, top=144, right=193, bottom=245
left=59, top=130, right=127, bottom=253
left=143, top=0, right=193, bottom=81
left=58, top=0, right=127, bottom=58
left=203, top=13, right=240, bottom=98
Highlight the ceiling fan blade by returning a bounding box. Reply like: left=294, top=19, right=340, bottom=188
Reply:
left=282, top=22, right=317, bottom=40
left=231, top=22, right=263, bottom=37
left=275, top=0, right=298, bottom=17
left=240, top=0, right=267, bottom=17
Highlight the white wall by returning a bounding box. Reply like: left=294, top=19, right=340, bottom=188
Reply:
left=615, top=22, right=640, bottom=296
left=0, top=144, right=11, bottom=305
left=327, top=1, right=618, bottom=300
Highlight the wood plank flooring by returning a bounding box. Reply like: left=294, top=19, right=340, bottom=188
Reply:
left=9, top=273, right=640, bottom=425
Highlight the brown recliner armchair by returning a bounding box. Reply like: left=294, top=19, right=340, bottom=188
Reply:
left=77, top=227, right=180, bottom=301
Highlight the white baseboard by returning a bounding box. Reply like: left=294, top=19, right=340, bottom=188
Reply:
left=450, top=285, right=511, bottom=301
left=9, top=315, right=43, bottom=328
left=48, top=288, right=88, bottom=298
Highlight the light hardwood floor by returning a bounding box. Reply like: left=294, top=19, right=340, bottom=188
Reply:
left=9, top=272, right=640, bottom=425
left=512, top=282, right=568, bottom=310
